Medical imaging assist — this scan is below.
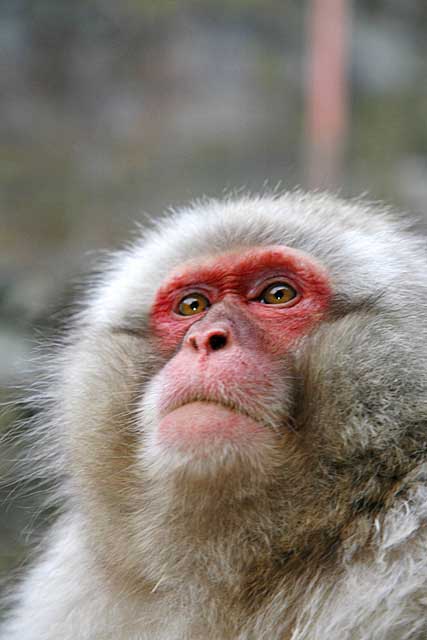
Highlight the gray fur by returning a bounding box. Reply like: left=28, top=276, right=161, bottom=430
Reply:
left=1, top=192, right=427, bottom=639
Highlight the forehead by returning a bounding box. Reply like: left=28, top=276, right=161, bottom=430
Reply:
left=87, top=196, right=407, bottom=330
left=159, top=245, right=328, bottom=290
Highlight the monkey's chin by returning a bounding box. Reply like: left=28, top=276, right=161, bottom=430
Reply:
left=157, top=401, right=272, bottom=456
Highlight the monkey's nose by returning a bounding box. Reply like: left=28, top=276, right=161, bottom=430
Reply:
left=186, top=326, right=230, bottom=354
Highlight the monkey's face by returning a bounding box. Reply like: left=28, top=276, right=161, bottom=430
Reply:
left=139, top=245, right=331, bottom=473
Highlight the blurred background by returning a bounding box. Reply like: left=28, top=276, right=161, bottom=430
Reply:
left=0, top=0, right=426, bottom=595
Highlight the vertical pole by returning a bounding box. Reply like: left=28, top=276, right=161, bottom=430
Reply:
left=305, top=0, right=350, bottom=189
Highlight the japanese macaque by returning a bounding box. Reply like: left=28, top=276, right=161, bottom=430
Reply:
left=1, top=192, right=427, bottom=640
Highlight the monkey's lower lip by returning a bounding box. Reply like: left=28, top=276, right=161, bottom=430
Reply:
left=158, top=401, right=268, bottom=451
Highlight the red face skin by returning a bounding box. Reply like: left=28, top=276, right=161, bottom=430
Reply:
left=150, top=246, right=331, bottom=452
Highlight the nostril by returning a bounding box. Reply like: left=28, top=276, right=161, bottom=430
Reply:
left=189, top=336, right=199, bottom=351
left=209, top=333, right=227, bottom=351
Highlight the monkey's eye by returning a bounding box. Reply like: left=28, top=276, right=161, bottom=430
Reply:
left=177, top=293, right=211, bottom=316
left=258, top=282, right=297, bottom=305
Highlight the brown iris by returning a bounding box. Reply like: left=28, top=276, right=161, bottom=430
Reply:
left=177, top=293, right=211, bottom=316
left=259, top=282, right=297, bottom=305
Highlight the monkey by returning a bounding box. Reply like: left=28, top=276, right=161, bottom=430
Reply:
left=1, top=191, right=427, bottom=640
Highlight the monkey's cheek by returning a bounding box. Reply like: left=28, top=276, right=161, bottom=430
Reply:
left=157, top=401, right=272, bottom=455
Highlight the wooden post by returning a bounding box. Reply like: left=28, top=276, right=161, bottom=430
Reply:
left=305, top=0, right=350, bottom=189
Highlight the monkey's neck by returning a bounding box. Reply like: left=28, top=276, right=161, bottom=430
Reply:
left=126, top=471, right=363, bottom=640
left=138, top=469, right=347, bottom=594
left=84, top=462, right=416, bottom=639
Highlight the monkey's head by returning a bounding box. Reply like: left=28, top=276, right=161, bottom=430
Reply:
left=48, top=192, right=427, bottom=582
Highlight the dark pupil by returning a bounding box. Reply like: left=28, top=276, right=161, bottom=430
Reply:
left=190, top=299, right=200, bottom=311
left=273, top=287, right=284, bottom=299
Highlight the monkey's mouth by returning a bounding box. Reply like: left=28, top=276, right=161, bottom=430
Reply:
left=157, top=400, right=273, bottom=451
left=164, top=395, right=257, bottom=422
